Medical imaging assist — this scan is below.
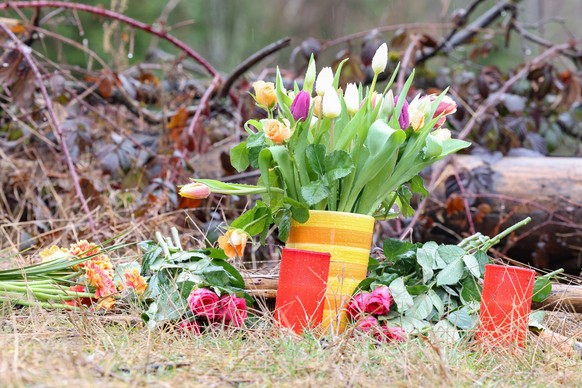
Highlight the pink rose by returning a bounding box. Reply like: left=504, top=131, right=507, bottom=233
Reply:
left=355, top=316, right=380, bottom=334
left=365, top=286, right=393, bottom=316
left=178, top=320, right=201, bottom=335
left=346, top=292, right=370, bottom=319
left=187, top=288, right=220, bottom=320
left=216, top=294, right=248, bottom=327
left=375, top=324, right=406, bottom=342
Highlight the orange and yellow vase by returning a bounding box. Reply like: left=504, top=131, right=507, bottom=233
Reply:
left=285, top=210, right=375, bottom=334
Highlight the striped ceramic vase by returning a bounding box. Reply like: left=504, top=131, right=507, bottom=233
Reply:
left=285, top=210, right=375, bottom=334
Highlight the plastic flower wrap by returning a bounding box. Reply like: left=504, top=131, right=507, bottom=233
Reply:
left=179, top=42, right=471, bottom=246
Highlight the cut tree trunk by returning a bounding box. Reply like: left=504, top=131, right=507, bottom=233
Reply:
left=416, top=155, right=582, bottom=274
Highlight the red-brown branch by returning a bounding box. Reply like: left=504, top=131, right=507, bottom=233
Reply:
left=0, top=22, right=95, bottom=230
left=0, top=1, right=219, bottom=78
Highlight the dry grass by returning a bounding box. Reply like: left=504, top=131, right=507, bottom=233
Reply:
left=1, top=305, right=581, bottom=387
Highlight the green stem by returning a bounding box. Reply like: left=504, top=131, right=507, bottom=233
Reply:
left=481, top=217, right=532, bottom=251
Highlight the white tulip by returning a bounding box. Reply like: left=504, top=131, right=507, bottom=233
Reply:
left=371, top=43, right=388, bottom=74
left=322, top=86, right=341, bottom=118
left=344, top=83, right=360, bottom=115
left=315, top=67, right=334, bottom=96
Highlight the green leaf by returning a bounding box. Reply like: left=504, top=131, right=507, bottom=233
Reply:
left=462, top=254, right=481, bottom=278
left=306, top=144, right=327, bottom=177
left=382, top=238, right=416, bottom=262
left=139, top=241, right=164, bottom=275
left=416, top=246, right=435, bottom=283
left=388, top=277, right=414, bottom=311
left=447, top=308, right=478, bottom=330
left=474, top=250, right=490, bottom=275
left=528, top=310, right=546, bottom=330
left=324, top=150, right=354, bottom=181
left=405, top=294, right=433, bottom=320
left=532, top=276, right=552, bottom=303
left=406, top=284, right=429, bottom=295
left=428, top=289, right=444, bottom=316
left=210, top=259, right=246, bottom=289
left=203, top=248, right=228, bottom=260
left=437, top=245, right=466, bottom=264
left=409, top=175, right=429, bottom=197
left=354, top=278, right=375, bottom=293
left=301, top=181, right=330, bottom=206
left=395, top=185, right=414, bottom=217
left=276, top=210, right=291, bottom=243
left=436, top=257, right=464, bottom=286
left=432, top=319, right=461, bottom=343
left=371, top=272, right=399, bottom=287
left=230, top=142, right=249, bottom=172
left=460, top=277, right=482, bottom=303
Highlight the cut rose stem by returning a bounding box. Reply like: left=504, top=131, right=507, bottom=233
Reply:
left=0, top=23, right=96, bottom=230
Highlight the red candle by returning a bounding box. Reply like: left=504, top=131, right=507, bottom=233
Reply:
left=275, top=248, right=331, bottom=334
left=477, top=264, right=536, bottom=348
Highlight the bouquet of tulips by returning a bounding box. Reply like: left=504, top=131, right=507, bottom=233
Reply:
left=180, top=42, right=470, bottom=252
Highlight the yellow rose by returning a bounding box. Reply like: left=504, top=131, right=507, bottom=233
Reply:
left=263, top=119, right=291, bottom=144
left=253, top=80, right=277, bottom=109
left=218, top=229, right=249, bottom=259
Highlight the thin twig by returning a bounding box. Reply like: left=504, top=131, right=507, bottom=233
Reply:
left=0, top=23, right=95, bottom=230
left=218, top=37, right=291, bottom=98
left=187, top=74, right=221, bottom=152
left=417, top=0, right=521, bottom=63
left=396, top=35, right=420, bottom=92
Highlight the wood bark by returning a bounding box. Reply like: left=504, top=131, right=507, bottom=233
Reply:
left=417, top=155, right=582, bottom=274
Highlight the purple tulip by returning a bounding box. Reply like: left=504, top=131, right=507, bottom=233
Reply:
left=393, top=96, right=410, bottom=130
left=290, top=90, right=311, bottom=121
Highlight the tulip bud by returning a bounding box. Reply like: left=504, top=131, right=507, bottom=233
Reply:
left=312, top=95, right=323, bottom=118
left=409, top=108, right=425, bottom=132
left=423, top=134, right=443, bottom=158
left=315, top=67, right=334, bottom=96
left=380, top=90, right=394, bottom=119
left=322, top=87, right=341, bottom=118
left=344, top=83, right=360, bottom=115
left=290, top=90, right=311, bottom=121
left=431, top=128, right=452, bottom=141
left=304, top=57, right=316, bottom=94
left=371, top=43, right=388, bottom=75
left=394, top=97, right=410, bottom=129
left=252, top=80, right=277, bottom=109
left=179, top=182, right=210, bottom=199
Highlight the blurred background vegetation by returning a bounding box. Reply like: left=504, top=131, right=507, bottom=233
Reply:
left=10, top=0, right=582, bottom=73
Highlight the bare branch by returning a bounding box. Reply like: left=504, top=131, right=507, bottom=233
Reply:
left=0, top=22, right=95, bottom=230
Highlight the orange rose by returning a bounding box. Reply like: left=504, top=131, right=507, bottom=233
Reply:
left=253, top=80, right=277, bottom=109
left=263, top=119, right=291, bottom=144
left=218, top=229, right=249, bottom=259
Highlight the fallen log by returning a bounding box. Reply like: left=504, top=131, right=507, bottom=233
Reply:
left=417, top=155, right=582, bottom=274
left=243, top=274, right=278, bottom=299
left=533, top=284, right=582, bottom=313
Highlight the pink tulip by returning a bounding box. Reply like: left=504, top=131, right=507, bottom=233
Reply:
left=393, top=96, right=410, bottom=129
left=187, top=288, right=220, bottom=320
left=430, top=95, right=457, bottom=127
left=216, top=294, right=248, bottom=327
left=355, top=316, right=380, bottom=333
left=290, top=90, right=311, bottom=121
left=179, top=182, right=211, bottom=200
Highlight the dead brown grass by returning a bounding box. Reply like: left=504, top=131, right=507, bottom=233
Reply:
left=1, top=306, right=581, bottom=387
